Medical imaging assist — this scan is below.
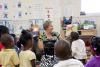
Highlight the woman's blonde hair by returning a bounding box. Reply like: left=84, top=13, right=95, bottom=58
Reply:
left=43, top=20, right=52, bottom=30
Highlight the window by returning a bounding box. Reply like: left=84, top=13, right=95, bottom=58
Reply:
left=81, top=0, right=100, bottom=13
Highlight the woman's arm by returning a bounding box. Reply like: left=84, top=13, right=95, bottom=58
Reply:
left=38, top=39, right=44, bottom=51
left=31, top=59, right=36, bottom=67
left=59, top=28, right=65, bottom=40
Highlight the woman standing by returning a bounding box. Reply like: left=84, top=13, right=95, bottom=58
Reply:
left=38, top=20, right=61, bottom=67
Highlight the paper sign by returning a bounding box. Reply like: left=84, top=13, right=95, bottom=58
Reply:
left=0, top=4, right=2, bottom=11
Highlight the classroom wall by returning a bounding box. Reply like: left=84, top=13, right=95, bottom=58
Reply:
left=0, top=0, right=100, bottom=36
left=0, top=0, right=61, bottom=34
left=60, top=0, right=81, bottom=17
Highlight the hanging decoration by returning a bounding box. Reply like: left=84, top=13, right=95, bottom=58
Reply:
left=18, top=2, right=21, bottom=8
left=4, top=4, right=8, bottom=10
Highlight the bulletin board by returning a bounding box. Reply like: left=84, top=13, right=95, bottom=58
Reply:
left=0, top=0, right=44, bottom=20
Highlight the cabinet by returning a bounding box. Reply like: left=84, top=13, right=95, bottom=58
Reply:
left=78, top=29, right=97, bottom=36
left=78, top=29, right=96, bottom=46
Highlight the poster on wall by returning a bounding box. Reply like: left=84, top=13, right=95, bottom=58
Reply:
left=18, top=2, right=21, bottom=8
left=0, top=4, right=2, bottom=11
left=0, top=4, right=3, bottom=18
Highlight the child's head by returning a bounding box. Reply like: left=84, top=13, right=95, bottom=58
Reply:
left=0, top=34, right=14, bottom=48
left=0, top=25, right=9, bottom=37
left=91, top=36, right=100, bottom=55
left=10, top=34, right=16, bottom=44
left=54, top=39, right=72, bottom=60
left=70, top=32, right=79, bottom=41
left=19, top=30, right=33, bottom=49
